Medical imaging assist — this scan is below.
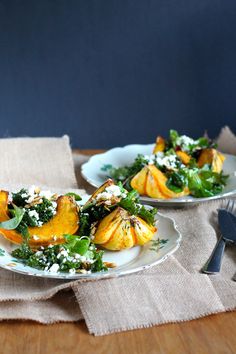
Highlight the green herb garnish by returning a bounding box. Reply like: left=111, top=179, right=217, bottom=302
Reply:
left=12, top=234, right=107, bottom=273
left=65, top=192, right=82, bottom=201
left=0, top=204, right=25, bottom=230
left=102, top=130, right=227, bottom=198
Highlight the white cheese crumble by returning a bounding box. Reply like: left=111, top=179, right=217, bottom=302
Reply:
left=49, top=264, right=60, bottom=273
left=105, top=185, right=125, bottom=196
left=95, top=184, right=127, bottom=204
left=69, top=268, right=76, bottom=274
left=21, top=186, right=58, bottom=226
left=146, top=152, right=181, bottom=170
left=39, top=190, right=54, bottom=200
left=176, top=135, right=197, bottom=152
left=28, top=210, right=39, bottom=220
left=35, top=251, right=43, bottom=256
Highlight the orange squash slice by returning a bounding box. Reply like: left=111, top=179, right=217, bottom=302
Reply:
left=0, top=191, right=79, bottom=247
left=93, top=207, right=156, bottom=250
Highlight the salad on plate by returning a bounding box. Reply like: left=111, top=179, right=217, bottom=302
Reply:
left=104, top=130, right=228, bottom=199
left=0, top=181, right=158, bottom=275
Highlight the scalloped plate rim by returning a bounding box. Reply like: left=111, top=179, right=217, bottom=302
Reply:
left=0, top=209, right=181, bottom=281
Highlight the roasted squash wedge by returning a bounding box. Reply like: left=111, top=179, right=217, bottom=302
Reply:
left=176, top=150, right=191, bottom=165
left=0, top=190, right=9, bottom=222
left=131, top=165, right=189, bottom=199
left=93, top=207, right=156, bottom=250
left=0, top=191, right=79, bottom=246
left=198, top=149, right=225, bottom=173
left=153, top=136, right=165, bottom=153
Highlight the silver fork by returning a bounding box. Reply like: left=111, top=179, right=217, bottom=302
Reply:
left=202, top=199, right=235, bottom=274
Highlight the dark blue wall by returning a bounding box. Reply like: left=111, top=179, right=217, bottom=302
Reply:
left=0, top=0, right=236, bottom=148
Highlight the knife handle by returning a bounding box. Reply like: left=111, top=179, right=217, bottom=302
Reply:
left=202, top=237, right=226, bottom=274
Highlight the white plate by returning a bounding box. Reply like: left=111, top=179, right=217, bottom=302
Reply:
left=81, top=144, right=236, bottom=206
left=0, top=202, right=181, bottom=280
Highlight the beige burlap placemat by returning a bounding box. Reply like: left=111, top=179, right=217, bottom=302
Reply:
left=0, top=129, right=236, bottom=336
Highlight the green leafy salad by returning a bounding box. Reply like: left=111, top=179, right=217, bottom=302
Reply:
left=103, top=130, right=228, bottom=198
left=0, top=184, right=157, bottom=274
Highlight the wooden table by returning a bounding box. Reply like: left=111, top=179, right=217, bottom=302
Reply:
left=0, top=150, right=235, bottom=354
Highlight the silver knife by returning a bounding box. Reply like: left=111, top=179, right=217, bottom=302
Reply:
left=203, top=209, right=236, bottom=274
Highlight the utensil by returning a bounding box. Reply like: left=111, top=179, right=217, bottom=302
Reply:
left=203, top=201, right=236, bottom=274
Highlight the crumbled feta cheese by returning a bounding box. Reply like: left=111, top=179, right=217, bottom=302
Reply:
left=80, top=256, right=86, bottom=262
left=49, top=264, right=60, bottom=273
left=176, top=135, right=196, bottom=152
left=39, top=190, right=54, bottom=200
left=69, top=268, right=76, bottom=274
left=85, top=259, right=95, bottom=264
left=60, top=250, right=68, bottom=257
left=35, top=251, right=43, bottom=256
left=28, top=210, right=39, bottom=220
left=96, top=184, right=127, bottom=203
left=105, top=185, right=124, bottom=197
left=154, top=153, right=179, bottom=170
left=96, top=191, right=113, bottom=201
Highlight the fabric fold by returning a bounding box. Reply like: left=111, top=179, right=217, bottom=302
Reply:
left=73, top=274, right=230, bottom=336
left=0, top=290, right=83, bottom=323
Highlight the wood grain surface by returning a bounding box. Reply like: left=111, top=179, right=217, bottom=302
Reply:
left=0, top=313, right=236, bottom=354
left=0, top=150, right=235, bottom=354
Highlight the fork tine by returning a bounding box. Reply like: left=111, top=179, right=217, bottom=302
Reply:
left=231, top=200, right=235, bottom=214
left=225, top=199, right=235, bottom=214
left=228, top=200, right=233, bottom=212
left=225, top=200, right=231, bottom=211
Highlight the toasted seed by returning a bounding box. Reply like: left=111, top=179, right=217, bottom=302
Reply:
left=104, top=262, right=117, bottom=268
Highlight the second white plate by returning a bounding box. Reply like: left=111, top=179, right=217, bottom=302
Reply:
left=81, top=144, right=236, bottom=206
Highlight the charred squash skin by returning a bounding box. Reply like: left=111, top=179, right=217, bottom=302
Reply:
left=93, top=207, right=156, bottom=250
left=0, top=191, right=79, bottom=247
left=198, top=149, right=225, bottom=173
left=131, top=165, right=189, bottom=199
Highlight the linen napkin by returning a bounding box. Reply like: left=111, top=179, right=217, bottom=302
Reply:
left=0, top=136, right=78, bottom=189
left=0, top=136, right=84, bottom=323
left=0, top=128, right=236, bottom=336
left=72, top=126, right=236, bottom=335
